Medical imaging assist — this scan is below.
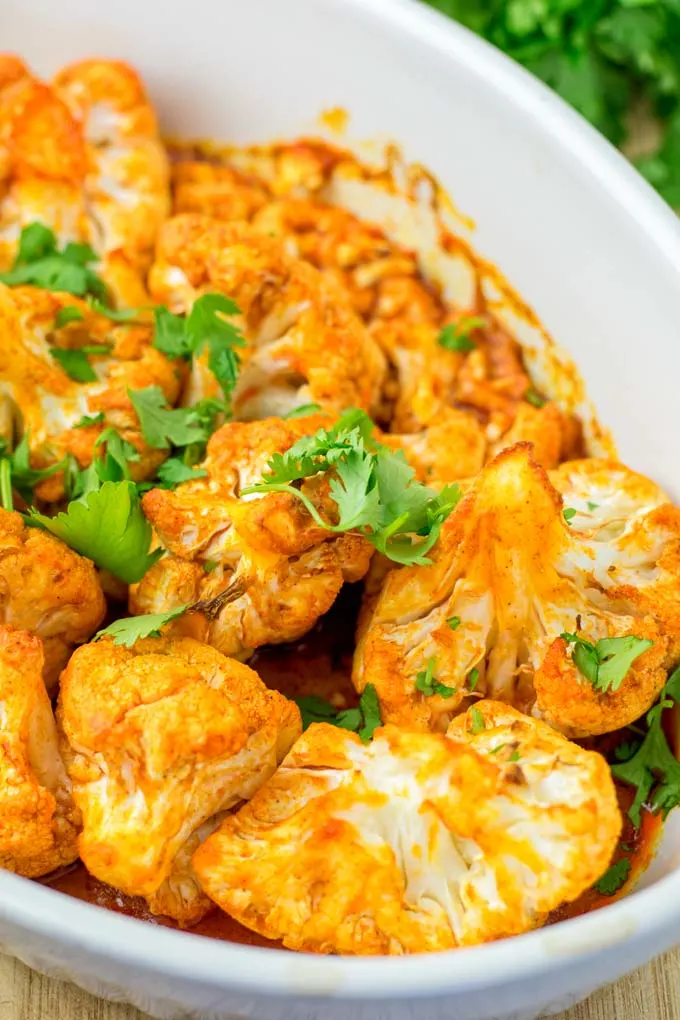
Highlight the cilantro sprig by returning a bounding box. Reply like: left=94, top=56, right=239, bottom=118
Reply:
left=561, top=632, right=653, bottom=694
left=0, top=433, right=75, bottom=505
left=95, top=606, right=188, bottom=647
left=242, top=409, right=461, bottom=565
left=437, top=317, right=485, bottom=353
left=152, top=294, right=246, bottom=409
left=0, top=223, right=107, bottom=299
left=295, top=684, right=382, bottom=743
left=612, top=666, right=680, bottom=828
left=594, top=857, right=631, bottom=897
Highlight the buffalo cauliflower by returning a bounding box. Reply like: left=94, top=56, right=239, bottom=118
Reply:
left=0, top=625, right=79, bottom=877
left=0, top=507, right=105, bottom=689
left=354, top=444, right=676, bottom=737
left=131, top=414, right=373, bottom=659
left=192, top=707, right=620, bottom=953
left=0, top=283, right=181, bottom=500
left=57, top=634, right=301, bottom=924
left=0, top=56, right=169, bottom=306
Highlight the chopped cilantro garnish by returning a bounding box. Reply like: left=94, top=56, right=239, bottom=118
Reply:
left=525, top=387, right=546, bottom=408
left=128, top=386, right=208, bottom=450
left=509, top=750, right=521, bottom=763
left=594, top=857, right=631, bottom=896
left=74, top=412, right=105, bottom=429
left=55, top=306, right=85, bottom=328
left=0, top=433, right=73, bottom=503
left=0, top=222, right=107, bottom=300
left=561, top=632, right=653, bottom=694
left=295, top=683, right=382, bottom=743
left=437, top=317, right=485, bottom=353
left=50, top=346, right=104, bottom=382
left=414, top=657, right=457, bottom=698
left=447, top=615, right=461, bottom=630
left=155, top=458, right=208, bottom=488
left=587, top=501, right=600, bottom=512
left=95, top=605, right=188, bottom=647
left=203, top=560, right=219, bottom=573
left=612, top=666, right=680, bottom=828
left=469, top=706, right=486, bottom=734
left=284, top=403, right=322, bottom=419
left=468, top=667, right=479, bottom=692
left=242, top=409, right=461, bottom=565
left=563, top=507, right=577, bottom=524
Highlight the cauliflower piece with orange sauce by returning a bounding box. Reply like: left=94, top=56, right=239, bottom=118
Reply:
left=0, top=507, right=105, bottom=690
left=354, top=444, right=677, bottom=738
left=0, top=56, right=169, bottom=307
left=131, top=414, right=373, bottom=659
left=0, top=625, right=79, bottom=877
left=0, top=283, right=181, bottom=500
left=148, top=214, right=386, bottom=418
left=57, top=634, right=301, bottom=924
left=193, top=709, right=620, bottom=954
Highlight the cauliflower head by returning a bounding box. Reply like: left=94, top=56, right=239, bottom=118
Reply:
left=0, top=56, right=169, bottom=306
left=0, top=283, right=181, bottom=499
left=132, top=414, right=373, bottom=659
left=148, top=214, right=386, bottom=418
left=192, top=706, right=620, bottom=953
left=57, top=634, right=301, bottom=924
left=0, top=507, right=106, bottom=689
left=0, top=625, right=79, bottom=877
left=354, top=444, right=675, bottom=737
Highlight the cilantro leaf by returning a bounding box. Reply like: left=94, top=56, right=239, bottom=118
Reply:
left=468, top=667, right=479, bottom=692
left=447, top=615, right=461, bottom=630
left=55, top=306, right=85, bottom=328
left=49, top=347, right=99, bottom=383
left=128, top=386, right=208, bottom=450
left=437, top=317, right=485, bottom=352
left=74, top=412, right=105, bottom=429
left=88, top=299, right=147, bottom=323
left=153, top=307, right=193, bottom=359
left=0, top=222, right=106, bottom=299
left=284, top=403, right=322, bottom=419
left=525, top=387, right=547, bottom=408
left=612, top=666, right=680, bottom=828
left=0, top=432, right=73, bottom=503
left=295, top=683, right=382, bottom=743
left=414, top=657, right=457, bottom=698
left=562, top=632, right=653, bottom=693
left=27, top=480, right=161, bottom=584
left=563, top=507, right=577, bottom=524
left=155, top=458, right=208, bottom=488
left=95, top=606, right=188, bottom=647
left=187, top=294, right=246, bottom=405
left=594, top=857, right=631, bottom=897
left=469, top=706, right=486, bottom=735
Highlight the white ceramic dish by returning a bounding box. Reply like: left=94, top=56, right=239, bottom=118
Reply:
left=2, top=0, right=680, bottom=1017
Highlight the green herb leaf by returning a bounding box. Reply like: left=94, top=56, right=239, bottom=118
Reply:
left=203, top=559, right=219, bottom=573
left=594, top=857, right=631, bottom=896
left=153, top=306, right=193, bottom=359
left=94, top=605, right=188, bottom=648
left=284, top=403, right=322, bottom=419
left=295, top=683, right=382, bottom=743
left=156, top=458, right=208, bottom=488
left=437, top=317, right=485, bottom=353
left=55, top=306, right=85, bottom=328
left=469, top=706, right=486, bottom=735
left=73, top=412, right=105, bottom=429
left=128, top=386, right=208, bottom=451
left=525, top=387, right=546, bottom=408
left=562, top=632, right=653, bottom=693
left=587, top=501, right=600, bottom=512
left=468, top=667, right=479, bottom=692
left=447, top=615, right=461, bottom=630
left=415, top=657, right=457, bottom=698
left=242, top=409, right=461, bottom=565
left=0, top=222, right=107, bottom=299
left=49, top=347, right=99, bottom=383
left=88, top=299, right=147, bottom=322
left=563, top=507, right=577, bottom=524
left=0, top=432, right=73, bottom=503
left=26, top=480, right=161, bottom=584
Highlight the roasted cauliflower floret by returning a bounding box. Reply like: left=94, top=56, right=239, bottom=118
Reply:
left=354, top=444, right=676, bottom=737
left=193, top=711, right=620, bottom=953
left=132, top=414, right=373, bottom=659
left=0, top=507, right=105, bottom=689
left=0, top=56, right=169, bottom=306
left=0, top=625, right=79, bottom=877
left=57, top=634, right=301, bottom=924
left=148, top=214, right=385, bottom=417
left=0, top=283, right=181, bottom=499
left=549, top=457, right=668, bottom=533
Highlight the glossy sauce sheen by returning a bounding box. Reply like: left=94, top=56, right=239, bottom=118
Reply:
left=44, top=585, right=660, bottom=948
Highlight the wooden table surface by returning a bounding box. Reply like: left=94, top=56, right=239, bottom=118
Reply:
left=1, top=947, right=678, bottom=1020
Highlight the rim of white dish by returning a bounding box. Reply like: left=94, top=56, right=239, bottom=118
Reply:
left=4, top=0, right=680, bottom=999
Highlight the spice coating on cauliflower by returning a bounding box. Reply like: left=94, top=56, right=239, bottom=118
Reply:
left=193, top=709, right=620, bottom=953
left=0, top=625, right=80, bottom=877
left=354, top=443, right=674, bottom=737
left=57, top=634, right=301, bottom=924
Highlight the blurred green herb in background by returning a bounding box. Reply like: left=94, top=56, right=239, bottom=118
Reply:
left=420, top=0, right=680, bottom=207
